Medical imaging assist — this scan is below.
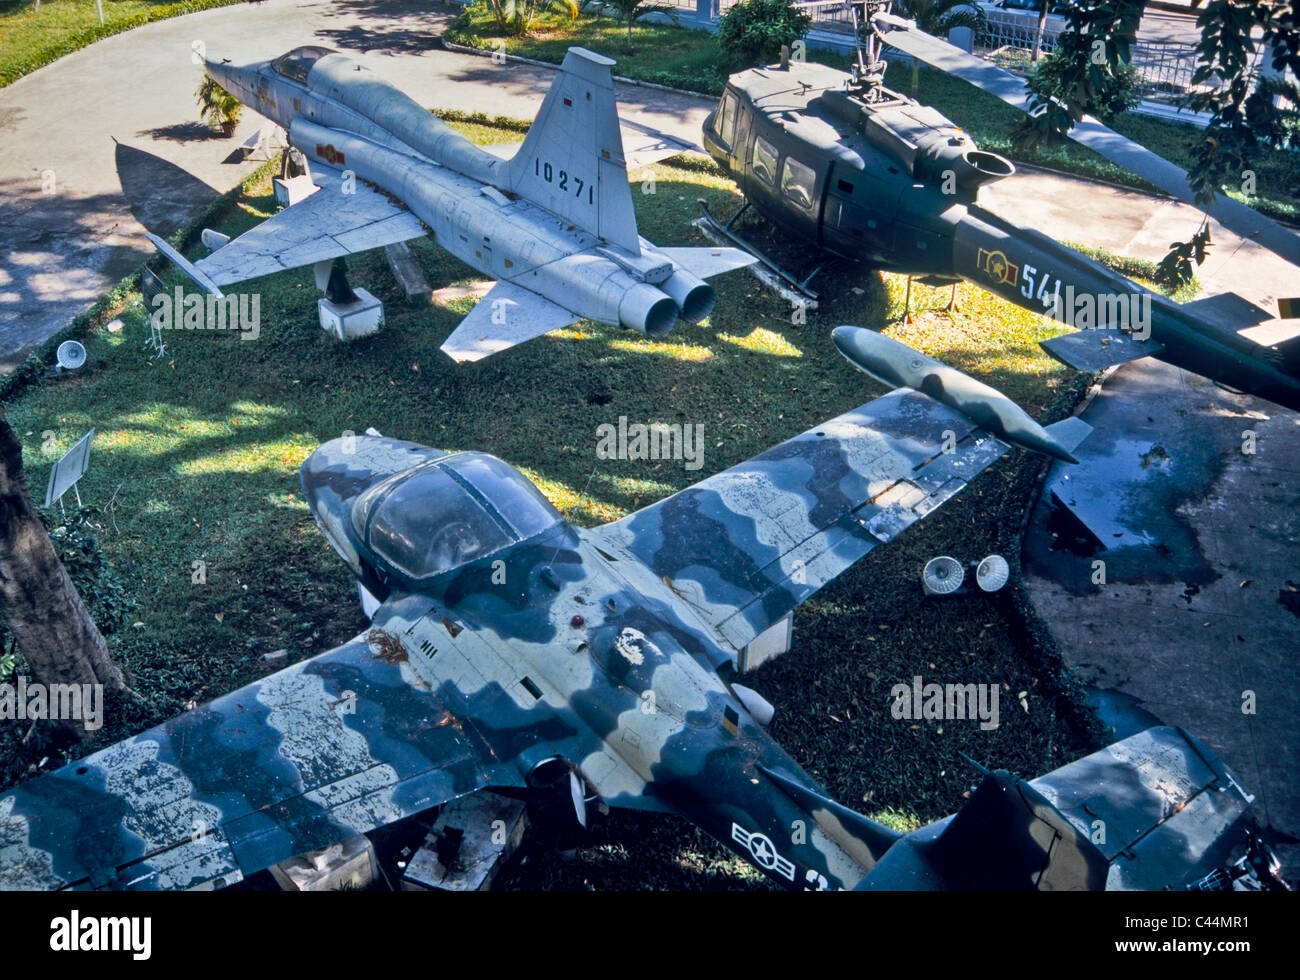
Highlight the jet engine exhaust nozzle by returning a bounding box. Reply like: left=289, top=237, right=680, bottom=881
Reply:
left=662, top=269, right=716, bottom=324
left=620, top=283, right=680, bottom=338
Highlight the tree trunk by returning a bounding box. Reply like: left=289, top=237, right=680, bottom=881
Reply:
left=0, top=413, right=125, bottom=700
left=1032, top=0, right=1050, bottom=63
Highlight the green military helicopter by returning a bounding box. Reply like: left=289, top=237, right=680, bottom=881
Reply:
left=699, top=1, right=1300, bottom=414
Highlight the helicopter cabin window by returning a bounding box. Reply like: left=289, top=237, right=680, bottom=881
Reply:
left=716, top=92, right=738, bottom=147
left=781, top=157, right=817, bottom=212
left=752, top=136, right=779, bottom=186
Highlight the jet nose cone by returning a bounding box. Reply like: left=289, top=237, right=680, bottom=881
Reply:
left=832, top=326, right=901, bottom=387
left=199, top=55, right=254, bottom=100
left=200, top=55, right=230, bottom=77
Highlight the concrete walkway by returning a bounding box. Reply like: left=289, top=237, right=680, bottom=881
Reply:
left=3, top=0, right=1295, bottom=367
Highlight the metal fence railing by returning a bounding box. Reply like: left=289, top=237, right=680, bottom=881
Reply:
left=974, top=21, right=1220, bottom=106
left=649, top=1, right=1266, bottom=112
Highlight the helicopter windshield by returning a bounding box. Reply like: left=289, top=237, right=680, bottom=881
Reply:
left=356, top=452, right=561, bottom=580
left=271, top=46, right=335, bottom=84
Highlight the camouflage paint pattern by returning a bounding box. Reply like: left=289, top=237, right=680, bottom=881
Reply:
left=0, top=381, right=1255, bottom=890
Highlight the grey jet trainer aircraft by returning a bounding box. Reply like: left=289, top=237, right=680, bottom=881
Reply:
left=0, top=331, right=1257, bottom=891
left=148, top=45, right=754, bottom=361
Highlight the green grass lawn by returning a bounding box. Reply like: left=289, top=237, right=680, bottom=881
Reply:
left=0, top=117, right=1129, bottom=889
left=0, top=0, right=244, bottom=88
left=446, top=3, right=1300, bottom=224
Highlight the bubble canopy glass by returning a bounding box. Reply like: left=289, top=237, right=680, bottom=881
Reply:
left=350, top=452, right=562, bottom=581
left=270, top=46, right=336, bottom=84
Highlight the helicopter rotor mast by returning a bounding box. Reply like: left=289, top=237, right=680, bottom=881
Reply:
left=791, top=1, right=916, bottom=99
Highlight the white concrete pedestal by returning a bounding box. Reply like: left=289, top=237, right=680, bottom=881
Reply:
left=319, top=288, right=383, bottom=340
left=269, top=835, right=376, bottom=891
left=273, top=174, right=317, bottom=207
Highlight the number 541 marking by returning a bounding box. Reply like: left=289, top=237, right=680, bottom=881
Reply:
left=1020, top=264, right=1061, bottom=310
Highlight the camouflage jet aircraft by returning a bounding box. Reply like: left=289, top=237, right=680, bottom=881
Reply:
left=148, top=44, right=753, bottom=362
left=0, top=331, right=1255, bottom=890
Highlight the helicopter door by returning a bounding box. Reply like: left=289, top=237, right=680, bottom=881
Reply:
left=824, top=164, right=892, bottom=257
left=713, top=91, right=739, bottom=157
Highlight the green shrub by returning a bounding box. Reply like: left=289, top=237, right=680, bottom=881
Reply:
left=1028, top=51, right=1143, bottom=122
left=716, top=0, right=812, bottom=71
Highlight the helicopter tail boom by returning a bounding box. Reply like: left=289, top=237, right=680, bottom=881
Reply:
left=949, top=205, right=1300, bottom=410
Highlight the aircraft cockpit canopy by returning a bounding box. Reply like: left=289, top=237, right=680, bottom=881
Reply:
left=271, top=46, right=336, bottom=84
left=350, top=452, right=562, bottom=581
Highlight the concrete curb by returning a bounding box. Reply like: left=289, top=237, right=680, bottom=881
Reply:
left=438, top=37, right=720, bottom=103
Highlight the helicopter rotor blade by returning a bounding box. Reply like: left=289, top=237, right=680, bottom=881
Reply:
left=877, top=24, right=1300, bottom=270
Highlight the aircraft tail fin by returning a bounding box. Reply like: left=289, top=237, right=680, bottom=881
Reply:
left=758, top=764, right=902, bottom=876
left=503, top=47, right=641, bottom=254
left=1180, top=291, right=1275, bottom=338
left=855, top=726, right=1256, bottom=890
left=1043, top=417, right=1093, bottom=457
left=1178, top=291, right=1300, bottom=376
left=1039, top=329, right=1163, bottom=372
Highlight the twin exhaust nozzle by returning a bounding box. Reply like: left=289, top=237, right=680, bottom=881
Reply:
left=619, top=271, right=715, bottom=338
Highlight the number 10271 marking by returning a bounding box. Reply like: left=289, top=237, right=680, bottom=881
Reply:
left=535, top=158, right=594, bottom=204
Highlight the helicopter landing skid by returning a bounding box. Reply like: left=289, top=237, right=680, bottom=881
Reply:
left=695, top=200, right=821, bottom=308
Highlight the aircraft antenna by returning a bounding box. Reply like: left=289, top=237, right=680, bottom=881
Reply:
left=545, top=466, right=600, bottom=573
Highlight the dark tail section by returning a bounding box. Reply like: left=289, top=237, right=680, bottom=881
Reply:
left=857, top=770, right=1110, bottom=890
left=758, top=764, right=902, bottom=873
left=1268, top=333, right=1300, bottom=376
left=853, top=727, right=1256, bottom=891
left=952, top=206, right=1300, bottom=412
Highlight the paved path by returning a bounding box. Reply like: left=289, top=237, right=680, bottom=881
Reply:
left=1023, top=359, right=1300, bottom=876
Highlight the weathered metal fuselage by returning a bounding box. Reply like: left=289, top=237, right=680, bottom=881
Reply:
left=703, top=61, right=1300, bottom=411
left=204, top=49, right=692, bottom=338
left=300, top=435, right=895, bottom=890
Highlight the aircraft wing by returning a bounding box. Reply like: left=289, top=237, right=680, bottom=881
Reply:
left=152, top=165, right=427, bottom=292
left=588, top=388, right=1012, bottom=654
left=0, top=619, right=529, bottom=891
left=617, top=117, right=700, bottom=169
left=481, top=119, right=699, bottom=172
left=439, top=279, right=580, bottom=363
left=652, top=245, right=757, bottom=280
left=880, top=25, right=1300, bottom=270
